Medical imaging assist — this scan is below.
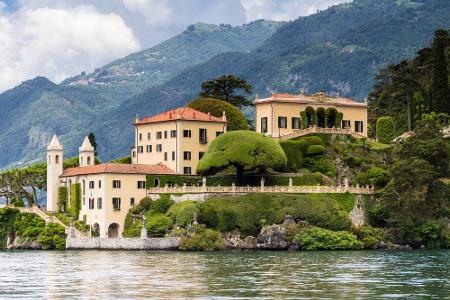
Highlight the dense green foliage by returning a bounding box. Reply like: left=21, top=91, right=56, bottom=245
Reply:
left=354, top=167, right=392, bottom=188
left=187, top=98, right=249, bottom=131
left=0, top=208, right=66, bottom=249
left=179, top=225, right=225, bottom=251
left=109, top=156, right=132, bottom=164
left=197, top=131, right=287, bottom=183
left=368, top=28, right=450, bottom=134
left=376, top=116, right=396, bottom=144
left=146, top=213, right=173, bottom=235
left=69, top=183, right=81, bottom=219
left=198, top=193, right=355, bottom=236
left=150, top=196, right=175, bottom=214
left=295, top=226, right=364, bottom=250
left=57, top=187, right=67, bottom=213
left=199, top=75, right=253, bottom=108
left=307, top=145, right=326, bottom=155
left=167, top=201, right=199, bottom=227
left=279, top=141, right=304, bottom=171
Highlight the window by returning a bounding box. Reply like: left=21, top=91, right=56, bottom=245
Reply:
left=137, top=146, right=143, bottom=153
left=156, top=131, right=162, bottom=139
left=199, top=128, right=208, bottom=144
left=89, top=198, right=95, bottom=210
left=130, top=198, right=135, bottom=206
left=132, top=150, right=136, bottom=158
left=164, top=152, right=168, bottom=161
left=172, top=151, right=175, bottom=161
left=156, top=144, right=162, bottom=152
left=97, top=197, right=102, bottom=209
left=199, top=152, right=205, bottom=160
left=342, top=120, right=351, bottom=129
left=171, top=130, right=177, bottom=138
left=139, top=133, right=142, bottom=141
left=112, top=198, right=121, bottom=211
left=355, top=121, right=364, bottom=133
left=164, top=131, right=168, bottom=139
left=82, top=180, right=85, bottom=195
left=278, top=116, right=287, bottom=129
left=146, top=145, right=152, bottom=153
left=183, top=167, right=192, bottom=175
left=89, top=181, right=94, bottom=189
left=137, top=181, right=146, bottom=189
left=82, top=197, right=85, bottom=206
left=98, top=180, right=102, bottom=188
left=216, top=131, right=223, bottom=137
left=55, top=155, right=59, bottom=164
left=147, top=132, right=151, bottom=140
left=183, top=130, right=191, bottom=138
left=261, top=117, right=268, bottom=133
left=112, top=180, right=121, bottom=188
left=183, top=151, right=191, bottom=160
left=292, top=117, right=300, bottom=129
left=87, top=157, right=92, bottom=165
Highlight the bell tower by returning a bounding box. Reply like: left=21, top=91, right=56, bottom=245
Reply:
left=79, top=136, right=95, bottom=167
left=47, top=135, right=63, bottom=212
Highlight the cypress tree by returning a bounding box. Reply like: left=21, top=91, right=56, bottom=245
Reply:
left=431, top=29, right=450, bottom=114
left=88, top=132, right=98, bottom=157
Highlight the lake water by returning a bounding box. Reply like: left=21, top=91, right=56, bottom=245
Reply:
left=0, top=250, right=448, bottom=299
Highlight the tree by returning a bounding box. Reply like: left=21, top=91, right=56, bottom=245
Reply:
left=197, top=131, right=287, bottom=184
left=88, top=132, right=98, bottom=157
left=187, top=98, right=249, bottom=131
left=376, top=116, right=396, bottom=144
left=199, top=75, right=253, bottom=108
left=432, top=29, right=450, bottom=114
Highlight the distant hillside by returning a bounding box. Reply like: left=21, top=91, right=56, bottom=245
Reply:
left=98, top=0, right=450, bottom=161
left=0, top=21, right=282, bottom=169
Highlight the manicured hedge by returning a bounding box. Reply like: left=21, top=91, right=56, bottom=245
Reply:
left=307, top=144, right=325, bottom=155
left=70, top=183, right=81, bottom=219
left=279, top=140, right=304, bottom=171
left=376, top=116, right=396, bottom=144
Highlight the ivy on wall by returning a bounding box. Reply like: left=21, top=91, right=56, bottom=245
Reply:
left=300, top=107, right=342, bottom=129
left=69, top=183, right=81, bottom=220
left=57, top=187, right=68, bottom=213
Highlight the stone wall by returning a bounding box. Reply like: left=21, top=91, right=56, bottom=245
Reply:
left=148, top=193, right=247, bottom=202
left=66, top=237, right=180, bottom=250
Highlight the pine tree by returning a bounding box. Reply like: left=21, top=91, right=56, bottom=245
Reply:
left=431, top=29, right=450, bottom=114
left=200, top=75, right=253, bottom=108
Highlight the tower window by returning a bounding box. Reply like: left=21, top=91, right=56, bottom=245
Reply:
left=87, top=156, right=91, bottom=165
left=55, top=155, right=59, bottom=164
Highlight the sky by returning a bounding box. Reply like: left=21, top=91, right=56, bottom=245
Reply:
left=0, top=0, right=348, bottom=92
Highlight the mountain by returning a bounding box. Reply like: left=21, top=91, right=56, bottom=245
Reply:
left=97, top=0, right=450, bottom=160
left=0, top=20, right=282, bottom=169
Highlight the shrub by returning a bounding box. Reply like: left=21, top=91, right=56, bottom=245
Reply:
left=295, top=226, right=364, bottom=250
left=355, top=167, right=391, bottom=187
left=304, top=157, right=337, bottom=177
left=38, top=223, right=66, bottom=250
left=166, top=201, right=199, bottom=227
left=109, top=156, right=131, bottom=164
left=179, top=225, right=224, bottom=251
left=69, top=183, right=81, bottom=219
left=151, top=195, right=174, bottom=214
left=146, top=213, right=173, bottom=235
left=123, top=214, right=142, bottom=237
left=14, top=213, right=46, bottom=239
left=307, top=145, right=325, bottom=155
left=279, top=140, right=304, bottom=171
left=10, top=197, right=24, bottom=207
left=130, top=197, right=153, bottom=214
left=187, top=97, right=249, bottom=131
left=57, top=187, right=67, bottom=212
left=405, top=220, right=450, bottom=248
left=354, top=225, right=384, bottom=249
left=376, top=116, right=396, bottom=144
left=299, top=136, right=325, bottom=147
left=369, top=203, right=389, bottom=225
left=343, top=156, right=363, bottom=167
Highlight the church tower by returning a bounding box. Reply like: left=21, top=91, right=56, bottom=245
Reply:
left=47, top=135, right=63, bottom=212
left=79, top=136, right=95, bottom=167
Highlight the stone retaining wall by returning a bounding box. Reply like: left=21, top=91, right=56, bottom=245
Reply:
left=66, top=237, right=180, bottom=250
left=148, top=193, right=247, bottom=202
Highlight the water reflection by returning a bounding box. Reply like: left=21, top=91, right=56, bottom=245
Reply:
left=0, top=250, right=448, bottom=299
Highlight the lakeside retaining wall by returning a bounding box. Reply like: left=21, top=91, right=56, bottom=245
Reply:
left=66, top=237, right=180, bottom=250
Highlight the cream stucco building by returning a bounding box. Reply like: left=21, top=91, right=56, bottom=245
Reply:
left=46, top=107, right=228, bottom=238
left=132, top=107, right=227, bottom=175
left=255, top=91, right=368, bottom=138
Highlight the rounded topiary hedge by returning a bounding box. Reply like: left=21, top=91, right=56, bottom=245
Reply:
left=187, top=97, right=249, bottom=131
left=376, top=116, right=395, bottom=144
left=307, top=144, right=325, bottom=155
left=279, top=140, right=304, bottom=171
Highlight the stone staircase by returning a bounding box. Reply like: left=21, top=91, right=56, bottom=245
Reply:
left=18, top=206, right=88, bottom=238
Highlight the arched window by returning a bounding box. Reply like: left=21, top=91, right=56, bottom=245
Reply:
left=87, top=156, right=91, bottom=165
left=55, top=155, right=59, bottom=164
left=80, top=156, right=84, bottom=166
left=305, top=107, right=315, bottom=127
left=154, top=178, right=160, bottom=187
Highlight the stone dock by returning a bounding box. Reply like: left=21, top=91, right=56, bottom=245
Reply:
left=66, top=237, right=180, bottom=250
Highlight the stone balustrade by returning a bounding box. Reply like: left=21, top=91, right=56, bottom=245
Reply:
left=276, top=126, right=367, bottom=140
left=148, top=183, right=375, bottom=195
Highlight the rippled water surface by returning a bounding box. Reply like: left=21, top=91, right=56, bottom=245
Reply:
left=0, top=250, right=449, bottom=299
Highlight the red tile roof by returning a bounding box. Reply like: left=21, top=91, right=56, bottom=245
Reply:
left=61, top=163, right=175, bottom=177
left=136, top=107, right=226, bottom=125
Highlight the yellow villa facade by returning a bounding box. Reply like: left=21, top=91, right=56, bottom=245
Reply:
left=132, top=107, right=227, bottom=175
left=255, top=91, right=368, bottom=138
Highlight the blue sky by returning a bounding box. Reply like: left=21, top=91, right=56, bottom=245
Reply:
left=0, top=0, right=348, bottom=92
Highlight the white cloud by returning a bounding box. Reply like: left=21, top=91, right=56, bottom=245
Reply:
left=0, top=4, right=139, bottom=91
left=122, top=0, right=171, bottom=26
left=240, top=0, right=348, bottom=22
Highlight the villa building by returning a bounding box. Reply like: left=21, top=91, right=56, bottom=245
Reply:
left=46, top=107, right=228, bottom=238
left=132, top=107, right=227, bottom=175
left=255, top=91, right=368, bottom=138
